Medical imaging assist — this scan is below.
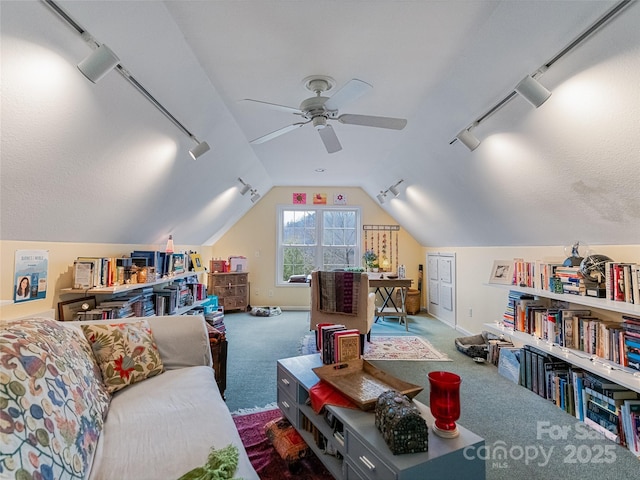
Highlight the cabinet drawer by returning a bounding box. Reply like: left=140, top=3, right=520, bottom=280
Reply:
left=277, top=388, right=298, bottom=428
left=276, top=365, right=298, bottom=401
left=344, top=460, right=367, bottom=480
left=346, top=430, right=396, bottom=480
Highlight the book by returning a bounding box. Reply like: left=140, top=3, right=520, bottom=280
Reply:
left=333, top=330, right=360, bottom=363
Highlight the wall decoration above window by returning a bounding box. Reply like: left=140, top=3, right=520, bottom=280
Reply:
left=313, top=193, right=327, bottom=205
left=293, top=193, right=306, bottom=204
left=333, top=193, right=347, bottom=205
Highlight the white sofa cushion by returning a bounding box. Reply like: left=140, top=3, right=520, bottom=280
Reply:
left=88, top=366, right=258, bottom=480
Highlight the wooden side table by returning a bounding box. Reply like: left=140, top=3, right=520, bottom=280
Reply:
left=206, top=323, right=228, bottom=399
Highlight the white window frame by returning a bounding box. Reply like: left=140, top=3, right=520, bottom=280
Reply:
left=276, top=205, right=362, bottom=286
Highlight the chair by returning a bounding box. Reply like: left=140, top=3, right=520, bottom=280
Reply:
left=309, top=271, right=376, bottom=352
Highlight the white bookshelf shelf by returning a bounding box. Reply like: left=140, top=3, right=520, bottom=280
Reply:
left=483, top=322, right=640, bottom=394
left=61, top=270, right=204, bottom=295
left=485, top=283, right=640, bottom=316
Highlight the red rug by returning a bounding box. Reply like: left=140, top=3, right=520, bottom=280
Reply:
left=232, top=408, right=334, bottom=479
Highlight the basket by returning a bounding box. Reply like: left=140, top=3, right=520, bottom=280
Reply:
left=396, top=288, right=420, bottom=315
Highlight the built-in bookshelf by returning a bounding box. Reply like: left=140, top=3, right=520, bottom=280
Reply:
left=61, top=270, right=201, bottom=295
left=485, top=284, right=640, bottom=456
left=485, top=284, right=640, bottom=392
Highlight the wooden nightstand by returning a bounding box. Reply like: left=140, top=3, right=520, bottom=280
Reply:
left=205, top=323, right=228, bottom=399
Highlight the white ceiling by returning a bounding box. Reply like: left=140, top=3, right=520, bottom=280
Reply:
left=1, top=1, right=639, bottom=247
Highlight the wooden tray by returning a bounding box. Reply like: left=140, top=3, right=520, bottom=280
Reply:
left=312, top=359, right=423, bottom=410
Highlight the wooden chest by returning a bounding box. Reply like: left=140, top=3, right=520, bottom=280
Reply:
left=375, top=390, right=428, bottom=455
left=207, top=272, right=249, bottom=311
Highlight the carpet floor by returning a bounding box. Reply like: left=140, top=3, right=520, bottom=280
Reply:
left=232, top=408, right=333, bottom=480
left=223, top=310, right=640, bottom=480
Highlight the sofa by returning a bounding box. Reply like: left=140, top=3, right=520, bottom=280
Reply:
left=1, top=314, right=259, bottom=480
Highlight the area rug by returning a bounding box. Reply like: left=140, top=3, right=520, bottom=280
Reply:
left=363, top=336, right=451, bottom=361
left=299, top=333, right=451, bottom=361
left=232, top=408, right=333, bottom=480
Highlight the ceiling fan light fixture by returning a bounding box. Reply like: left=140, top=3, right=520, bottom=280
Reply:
left=515, top=75, right=551, bottom=108
left=456, top=129, right=481, bottom=151
left=312, top=116, right=327, bottom=130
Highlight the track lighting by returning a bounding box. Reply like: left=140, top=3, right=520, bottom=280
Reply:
left=389, top=180, right=403, bottom=197
left=189, top=141, right=210, bottom=160
left=77, top=43, right=119, bottom=83
left=515, top=75, right=552, bottom=108
left=250, top=189, right=261, bottom=203
left=238, top=178, right=252, bottom=195
left=456, top=129, right=481, bottom=152
left=46, top=0, right=211, bottom=161
left=450, top=0, right=631, bottom=152
left=377, top=179, right=404, bottom=204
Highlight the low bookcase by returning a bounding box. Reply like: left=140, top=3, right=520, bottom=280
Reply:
left=277, top=354, right=485, bottom=480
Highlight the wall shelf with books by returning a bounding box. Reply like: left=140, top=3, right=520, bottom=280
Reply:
left=61, top=271, right=203, bottom=295
left=483, top=322, right=640, bottom=394
left=485, top=283, right=640, bottom=316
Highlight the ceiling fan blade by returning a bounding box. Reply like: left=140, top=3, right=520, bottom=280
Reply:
left=318, top=125, right=342, bottom=154
left=338, top=114, right=407, bottom=130
left=324, top=79, right=373, bottom=112
left=249, top=122, right=307, bottom=145
left=241, top=99, right=302, bottom=115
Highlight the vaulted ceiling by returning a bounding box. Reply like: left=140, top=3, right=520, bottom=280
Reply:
left=1, top=1, right=639, bottom=247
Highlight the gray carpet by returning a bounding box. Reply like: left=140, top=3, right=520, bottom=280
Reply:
left=223, top=310, right=640, bottom=479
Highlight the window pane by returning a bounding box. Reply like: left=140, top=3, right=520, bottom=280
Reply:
left=282, top=246, right=316, bottom=281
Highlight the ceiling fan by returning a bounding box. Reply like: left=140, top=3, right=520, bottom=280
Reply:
left=243, top=75, right=407, bottom=154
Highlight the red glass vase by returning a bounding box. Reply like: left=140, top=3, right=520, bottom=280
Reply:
left=428, top=371, right=462, bottom=438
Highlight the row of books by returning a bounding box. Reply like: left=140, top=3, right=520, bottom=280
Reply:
left=71, top=251, right=203, bottom=289
left=504, top=292, right=639, bottom=368
left=520, top=345, right=640, bottom=455
left=75, top=282, right=207, bottom=320
left=504, top=258, right=640, bottom=303
left=316, top=323, right=361, bottom=364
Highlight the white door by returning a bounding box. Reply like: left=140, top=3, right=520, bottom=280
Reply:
left=427, top=253, right=456, bottom=327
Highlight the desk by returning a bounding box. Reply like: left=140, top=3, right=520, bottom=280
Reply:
left=368, top=277, right=412, bottom=331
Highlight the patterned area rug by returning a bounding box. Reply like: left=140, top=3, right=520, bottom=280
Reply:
left=299, top=333, right=451, bottom=361
left=232, top=408, right=333, bottom=480
left=363, top=336, right=451, bottom=361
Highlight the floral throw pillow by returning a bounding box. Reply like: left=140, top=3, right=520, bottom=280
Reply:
left=1, top=318, right=111, bottom=480
left=81, top=320, right=164, bottom=393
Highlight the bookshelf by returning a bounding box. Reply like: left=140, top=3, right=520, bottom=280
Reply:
left=484, top=284, right=640, bottom=394
left=61, top=270, right=202, bottom=295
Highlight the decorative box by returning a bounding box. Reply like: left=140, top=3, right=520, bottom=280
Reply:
left=375, top=390, right=428, bottom=455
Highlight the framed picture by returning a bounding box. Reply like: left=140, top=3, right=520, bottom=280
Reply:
left=190, top=253, right=205, bottom=272
left=170, top=253, right=185, bottom=274
left=489, top=260, right=514, bottom=285
left=58, top=296, right=96, bottom=321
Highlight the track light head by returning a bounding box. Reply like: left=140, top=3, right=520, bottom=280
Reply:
left=456, top=129, right=481, bottom=151
left=189, top=141, right=210, bottom=160
left=77, top=44, right=119, bottom=83
left=250, top=189, right=261, bottom=203
left=376, top=192, right=386, bottom=204
left=515, top=75, right=551, bottom=108
left=389, top=180, right=403, bottom=197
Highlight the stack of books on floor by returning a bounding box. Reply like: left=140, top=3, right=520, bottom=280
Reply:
left=205, top=308, right=225, bottom=334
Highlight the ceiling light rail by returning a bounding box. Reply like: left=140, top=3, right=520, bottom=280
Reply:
left=377, top=179, right=404, bottom=204
left=43, top=0, right=211, bottom=160
left=451, top=0, right=633, bottom=152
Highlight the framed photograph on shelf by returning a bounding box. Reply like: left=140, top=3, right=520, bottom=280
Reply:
left=489, top=260, right=514, bottom=285
left=58, top=296, right=96, bottom=321
left=190, top=253, right=205, bottom=272
left=170, top=253, right=186, bottom=274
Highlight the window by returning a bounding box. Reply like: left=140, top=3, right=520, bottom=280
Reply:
left=277, top=205, right=361, bottom=284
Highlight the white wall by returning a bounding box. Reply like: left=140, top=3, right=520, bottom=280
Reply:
left=424, top=245, right=640, bottom=334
